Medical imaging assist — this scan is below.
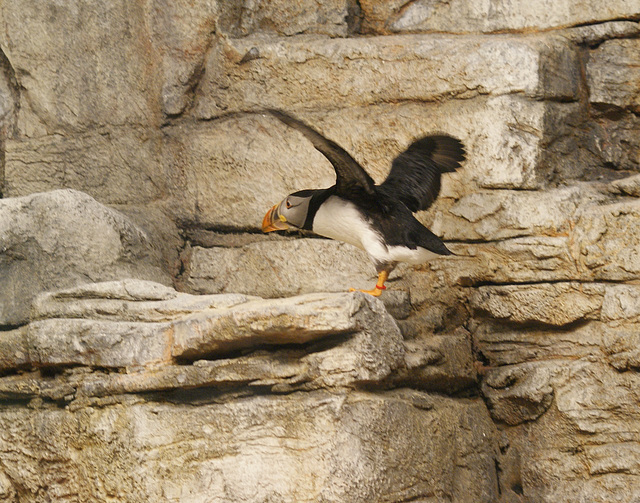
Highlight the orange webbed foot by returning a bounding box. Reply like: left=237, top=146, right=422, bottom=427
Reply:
left=349, top=270, right=390, bottom=297
left=349, top=286, right=385, bottom=297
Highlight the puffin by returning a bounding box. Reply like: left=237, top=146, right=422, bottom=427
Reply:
left=262, top=109, right=465, bottom=296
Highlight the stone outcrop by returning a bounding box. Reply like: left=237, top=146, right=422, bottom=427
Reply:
left=0, top=280, right=493, bottom=502
left=1, top=1, right=640, bottom=502
left=0, top=189, right=170, bottom=327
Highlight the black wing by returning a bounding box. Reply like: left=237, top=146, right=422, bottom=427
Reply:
left=267, top=109, right=376, bottom=197
left=378, top=135, right=465, bottom=213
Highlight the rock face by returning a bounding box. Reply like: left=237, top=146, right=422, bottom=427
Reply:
left=0, top=280, right=494, bottom=501
left=1, top=1, right=640, bottom=502
left=0, top=189, right=170, bottom=327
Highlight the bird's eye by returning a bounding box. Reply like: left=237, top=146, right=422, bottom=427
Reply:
left=286, top=200, right=292, bottom=209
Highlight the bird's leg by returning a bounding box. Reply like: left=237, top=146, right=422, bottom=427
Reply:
left=350, top=270, right=389, bottom=297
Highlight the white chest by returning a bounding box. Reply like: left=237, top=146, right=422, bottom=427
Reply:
left=312, top=196, right=378, bottom=250
left=312, top=196, right=441, bottom=267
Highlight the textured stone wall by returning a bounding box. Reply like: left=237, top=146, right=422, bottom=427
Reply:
left=1, top=1, right=640, bottom=502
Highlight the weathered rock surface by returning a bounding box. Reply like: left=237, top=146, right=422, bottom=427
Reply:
left=217, top=0, right=353, bottom=38
left=359, top=0, right=640, bottom=34
left=2, top=1, right=640, bottom=502
left=0, top=190, right=170, bottom=327
left=0, top=391, right=498, bottom=503
left=0, top=279, right=494, bottom=502
left=4, top=129, right=167, bottom=205
left=194, top=33, right=579, bottom=118
left=180, top=237, right=376, bottom=297
left=588, top=38, right=640, bottom=112
left=0, top=0, right=161, bottom=135
left=1, top=280, right=402, bottom=380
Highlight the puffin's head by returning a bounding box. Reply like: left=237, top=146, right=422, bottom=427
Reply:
left=262, top=190, right=314, bottom=232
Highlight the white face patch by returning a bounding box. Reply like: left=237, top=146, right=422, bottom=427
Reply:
left=278, top=194, right=312, bottom=229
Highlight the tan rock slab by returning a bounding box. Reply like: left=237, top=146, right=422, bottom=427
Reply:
left=0, top=390, right=498, bottom=502
left=359, top=0, right=640, bottom=34
left=471, top=283, right=604, bottom=326
left=588, top=38, right=640, bottom=111
left=194, top=33, right=579, bottom=118
left=181, top=238, right=375, bottom=298
left=1, top=280, right=404, bottom=377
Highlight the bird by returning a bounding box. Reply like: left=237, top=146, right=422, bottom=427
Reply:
left=261, top=109, right=465, bottom=296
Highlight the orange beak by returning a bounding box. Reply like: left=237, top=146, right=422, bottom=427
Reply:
left=262, top=204, right=290, bottom=233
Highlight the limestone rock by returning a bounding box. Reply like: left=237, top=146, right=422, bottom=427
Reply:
left=574, top=199, right=640, bottom=282
left=169, top=291, right=403, bottom=367
left=0, top=190, right=170, bottom=327
left=359, top=0, right=640, bottom=34
left=0, top=0, right=161, bottom=135
left=0, top=390, right=498, bottom=502
left=475, top=321, right=604, bottom=368
left=217, top=0, right=352, bottom=38
left=147, top=0, right=218, bottom=116
left=180, top=238, right=376, bottom=298
left=471, top=283, right=604, bottom=326
left=495, top=359, right=640, bottom=500
left=610, top=173, right=640, bottom=197
left=2, top=280, right=404, bottom=382
left=397, top=329, right=478, bottom=393
left=4, top=127, right=167, bottom=204
left=567, top=20, right=640, bottom=46
left=435, top=184, right=605, bottom=241
left=418, top=194, right=640, bottom=288
left=482, top=362, right=555, bottom=425
left=193, top=33, right=579, bottom=118
left=588, top=38, right=640, bottom=111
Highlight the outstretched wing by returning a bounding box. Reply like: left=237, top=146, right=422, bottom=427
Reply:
left=379, top=135, right=465, bottom=213
left=267, top=109, right=376, bottom=197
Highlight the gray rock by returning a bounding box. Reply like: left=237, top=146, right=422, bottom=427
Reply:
left=4, top=128, right=167, bottom=204
left=435, top=184, right=605, bottom=242
left=588, top=39, right=640, bottom=111
left=170, top=291, right=402, bottom=364
left=574, top=199, right=640, bottom=282
left=217, top=0, right=351, bottom=38
left=471, top=282, right=605, bottom=326
left=0, top=190, right=170, bottom=327
left=194, top=33, right=579, bottom=118
left=482, top=362, right=555, bottom=425
left=475, top=321, right=604, bottom=367
left=397, top=329, right=478, bottom=393
left=3, top=280, right=405, bottom=381
left=180, top=238, right=376, bottom=298
left=0, top=0, right=161, bottom=135
left=147, top=0, right=218, bottom=116
left=359, top=0, right=640, bottom=34
left=0, top=390, right=498, bottom=502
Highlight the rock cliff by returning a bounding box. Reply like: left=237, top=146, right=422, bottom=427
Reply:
left=1, top=1, right=640, bottom=502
